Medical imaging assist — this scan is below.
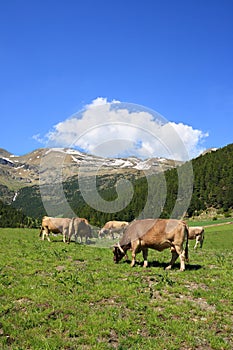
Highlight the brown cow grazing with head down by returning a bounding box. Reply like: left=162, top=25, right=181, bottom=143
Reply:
left=68, top=217, right=92, bottom=244
left=99, top=220, right=129, bottom=239
left=188, top=226, right=204, bottom=249
left=113, top=219, right=189, bottom=271
left=39, top=216, right=71, bottom=242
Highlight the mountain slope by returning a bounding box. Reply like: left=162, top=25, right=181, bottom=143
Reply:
left=0, top=147, right=182, bottom=202
left=1, top=144, right=233, bottom=226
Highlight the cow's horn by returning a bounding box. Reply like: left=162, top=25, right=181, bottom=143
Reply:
left=117, top=242, right=125, bottom=255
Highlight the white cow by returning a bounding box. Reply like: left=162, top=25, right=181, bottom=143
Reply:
left=99, top=220, right=129, bottom=239
left=188, top=226, right=205, bottom=249
left=39, top=216, right=71, bottom=242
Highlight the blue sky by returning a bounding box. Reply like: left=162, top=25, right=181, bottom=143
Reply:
left=1, top=0, right=233, bottom=159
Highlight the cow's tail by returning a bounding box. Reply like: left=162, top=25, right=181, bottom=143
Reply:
left=184, top=224, right=189, bottom=262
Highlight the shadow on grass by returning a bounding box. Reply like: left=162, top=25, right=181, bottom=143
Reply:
left=49, top=239, right=94, bottom=244
left=121, top=259, right=202, bottom=271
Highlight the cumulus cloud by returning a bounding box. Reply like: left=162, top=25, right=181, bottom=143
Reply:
left=36, top=97, right=208, bottom=161
left=169, top=122, right=209, bottom=159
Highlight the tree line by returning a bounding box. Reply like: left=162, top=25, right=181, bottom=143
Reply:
left=67, top=143, right=233, bottom=225
left=0, top=200, right=39, bottom=228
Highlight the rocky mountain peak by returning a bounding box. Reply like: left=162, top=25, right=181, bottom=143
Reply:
left=0, top=147, right=183, bottom=197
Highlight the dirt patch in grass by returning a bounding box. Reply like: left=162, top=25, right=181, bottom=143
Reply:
left=185, top=281, right=209, bottom=291
left=55, top=265, right=66, bottom=271
left=107, top=329, right=119, bottom=348
left=178, top=294, right=216, bottom=312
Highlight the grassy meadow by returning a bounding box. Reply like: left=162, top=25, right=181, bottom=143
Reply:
left=0, top=222, right=232, bottom=349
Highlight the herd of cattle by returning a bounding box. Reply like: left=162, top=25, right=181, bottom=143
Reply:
left=39, top=216, right=204, bottom=271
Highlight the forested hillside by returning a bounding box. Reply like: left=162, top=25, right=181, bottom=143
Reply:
left=9, top=143, right=233, bottom=227
left=189, top=144, right=233, bottom=215
left=0, top=200, right=39, bottom=228
left=69, top=144, right=233, bottom=225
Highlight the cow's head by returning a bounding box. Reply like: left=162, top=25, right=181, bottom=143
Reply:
left=98, top=228, right=107, bottom=238
left=113, top=243, right=126, bottom=263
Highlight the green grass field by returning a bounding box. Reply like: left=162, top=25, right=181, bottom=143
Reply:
left=0, top=223, right=232, bottom=349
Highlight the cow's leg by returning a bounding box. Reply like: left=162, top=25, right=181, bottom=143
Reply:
left=179, top=250, right=186, bottom=271
left=142, top=248, right=149, bottom=267
left=67, top=226, right=72, bottom=243
left=67, top=231, right=71, bottom=244
left=75, top=232, right=80, bottom=243
left=166, top=247, right=179, bottom=270
left=130, top=240, right=141, bottom=267
left=131, top=249, right=136, bottom=267
left=62, top=228, right=67, bottom=243
left=47, top=231, right=51, bottom=242
left=194, top=237, right=199, bottom=250
left=166, top=244, right=186, bottom=271
left=74, top=233, right=78, bottom=243
left=40, top=229, right=45, bottom=240
left=65, top=227, right=70, bottom=243
left=63, top=231, right=66, bottom=243
left=42, top=227, right=50, bottom=242
left=200, top=234, right=204, bottom=248
left=173, top=245, right=186, bottom=271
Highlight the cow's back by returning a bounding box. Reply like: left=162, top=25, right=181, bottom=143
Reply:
left=120, top=219, right=186, bottom=247
left=141, top=219, right=187, bottom=248
left=42, top=216, right=70, bottom=232
left=119, top=219, right=157, bottom=246
left=188, top=226, right=204, bottom=239
left=103, top=221, right=113, bottom=230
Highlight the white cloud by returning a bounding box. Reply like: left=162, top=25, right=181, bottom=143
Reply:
left=38, top=97, right=208, bottom=161
left=85, top=96, right=120, bottom=108
left=169, top=122, right=209, bottom=159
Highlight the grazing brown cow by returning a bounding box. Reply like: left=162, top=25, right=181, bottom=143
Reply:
left=188, top=226, right=204, bottom=249
left=99, top=220, right=129, bottom=239
left=39, top=216, right=71, bottom=242
left=68, top=217, right=92, bottom=243
left=113, top=219, right=189, bottom=271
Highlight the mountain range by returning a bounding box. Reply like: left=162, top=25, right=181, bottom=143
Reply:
left=0, top=147, right=182, bottom=204
left=1, top=144, right=232, bottom=226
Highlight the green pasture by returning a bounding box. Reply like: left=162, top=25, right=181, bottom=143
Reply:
left=0, top=223, right=232, bottom=349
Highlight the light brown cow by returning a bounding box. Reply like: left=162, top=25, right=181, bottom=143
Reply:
left=68, top=217, right=92, bottom=243
left=113, top=219, right=189, bottom=271
left=99, top=220, right=129, bottom=239
left=188, top=226, right=204, bottom=249
left=39, top=216, right=71, bottom=242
